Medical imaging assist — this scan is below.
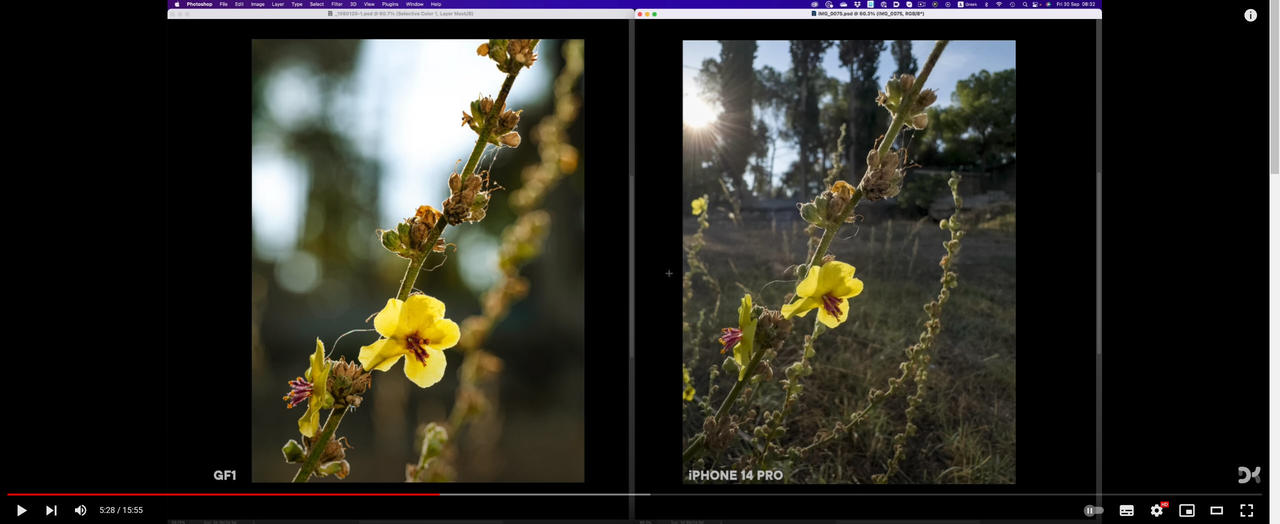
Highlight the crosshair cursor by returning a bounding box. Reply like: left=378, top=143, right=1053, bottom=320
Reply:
left=1238, top=466, right=1261, bottom=484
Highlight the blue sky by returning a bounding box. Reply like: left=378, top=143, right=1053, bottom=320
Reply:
left=683, top=40, right=1015, bottom=182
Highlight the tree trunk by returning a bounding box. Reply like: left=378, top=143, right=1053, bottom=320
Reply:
left=847, top=67, right=858, bottom=179
left=798, top=77, right=810, bottom=201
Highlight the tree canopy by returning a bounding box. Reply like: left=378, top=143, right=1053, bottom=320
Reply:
left=684, top=41, right=1016, bottom=217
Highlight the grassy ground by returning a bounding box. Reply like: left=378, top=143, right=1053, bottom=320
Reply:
left=682, top=204, right=1016, bottom=484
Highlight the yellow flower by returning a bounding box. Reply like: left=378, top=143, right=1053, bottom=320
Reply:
left=682, top=365, right=696, bottom=402
left=728, top=294, right=758, bottom=381
left=284, top=338, right=333, bottom=438
left=691, top=196, right=707, bottom=216
left=359, top=294, right=460, bottom=388
left=780, top=261, right=864, bottom=329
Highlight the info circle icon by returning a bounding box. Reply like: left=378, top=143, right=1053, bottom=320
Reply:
left=1244, top=9, right=1256, bottom=22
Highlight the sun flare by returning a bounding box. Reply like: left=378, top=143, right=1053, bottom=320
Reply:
left=683, top=93, right=718, bottom=128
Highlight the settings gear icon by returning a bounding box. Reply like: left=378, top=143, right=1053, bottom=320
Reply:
left=1150, top=504, right=1164, bottom=517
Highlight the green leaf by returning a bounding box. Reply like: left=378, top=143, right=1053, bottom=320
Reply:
left=281, top=440, right=305, bottom=463
left=381, top=230, right=401, bottom=253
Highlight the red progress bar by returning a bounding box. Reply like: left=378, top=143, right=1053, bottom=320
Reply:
left=9, top=493, right=440, bottom=497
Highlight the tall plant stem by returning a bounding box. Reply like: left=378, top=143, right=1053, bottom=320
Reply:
left=876, top=40, right=949, bottom=160
left=681, top=338, right=769, bottom=463
left=291, top=406, right=349, bottom=482
left=806, top=193, right=863, bottom=270
left=460, top=40, right=539, bottom=184
left=395, top=222, right=445, bottom=302
left=805, top=40, right=949, bottom=271
left=460, top=72, right=517, bottom=183
left=396, top=41, right=539, bottom=301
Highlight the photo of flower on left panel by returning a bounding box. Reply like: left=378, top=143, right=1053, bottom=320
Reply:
left=251, top=39, right=586, bottom=482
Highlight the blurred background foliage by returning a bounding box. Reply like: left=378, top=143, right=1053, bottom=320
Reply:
left=251, top=39, right=585, bottom=482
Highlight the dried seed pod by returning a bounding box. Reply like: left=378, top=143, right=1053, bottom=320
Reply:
left=498, top=109, right=522, bottom=131
left=859, top=149, right=903, bottom=201
left=899, top=73, right=915, bottom=93
left=507, top=39, right=538, bottom=69
left=499, top=131, right=521, bottom=148
left=913, top=88, right=938, bottom=112
left=910, top=113, right=929, bottom=130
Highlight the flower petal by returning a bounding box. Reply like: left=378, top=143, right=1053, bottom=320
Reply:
left=819, top=261, right=858, bottom=296
left=358, top=338, right=407, bottom=372
left=401, top=294, right=446, bottom=337
left=373, top=298, right=402, bottom=338
left=781, top=296, right=819, bottom=319
left=309, top=338, right=332, bottom=407
left=299, top=401, right=322, bottom=438
left=738, top=293, right=754, bottom=330
left=423, top=318, right=461, bottom=351
left=795, top=265, right=822, bottom=298
left=403, top=347, right=447, bottom=388
left=836, top=277, right=865, bottom=299
left=816, top=297, right=850, bottom=329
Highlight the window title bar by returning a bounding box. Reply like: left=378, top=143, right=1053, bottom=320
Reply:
left=635, top=7, right=1099, bottom=18
left=168, top=0, right=1098, bottom=8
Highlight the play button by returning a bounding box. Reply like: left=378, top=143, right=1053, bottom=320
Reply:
left=16, top=505, right=26, bottom=517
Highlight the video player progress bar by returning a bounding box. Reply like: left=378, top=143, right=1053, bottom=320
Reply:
left=8, top=493, right=1264, bottom=497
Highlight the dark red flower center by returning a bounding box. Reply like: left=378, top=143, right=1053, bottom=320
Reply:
left=283, top=377, right=313, bottom=409
left=718, top=327, right=743, bottom=354
left=406, top=333, right=433, bottom=365
left=821, top=294, right=843, bottom=318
